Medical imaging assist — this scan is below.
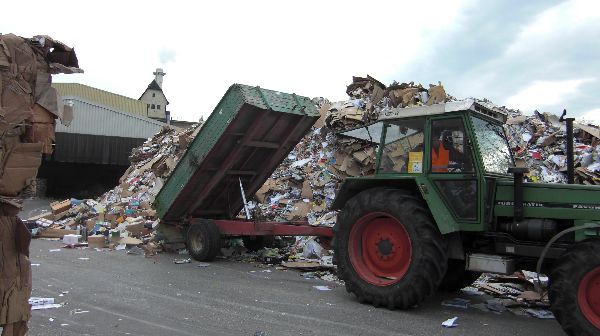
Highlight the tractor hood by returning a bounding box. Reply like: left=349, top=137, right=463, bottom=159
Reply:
left=494, top=180, right=600, bottom=221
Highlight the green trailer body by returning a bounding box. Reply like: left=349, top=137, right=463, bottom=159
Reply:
left=154, top=84, right=320, bottom=223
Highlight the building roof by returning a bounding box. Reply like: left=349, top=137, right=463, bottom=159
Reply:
left=147, top=79, right=162, bottom=91
left=139, top=79, right=170, bottom=104
left=53, top=83, right=147, bottom=117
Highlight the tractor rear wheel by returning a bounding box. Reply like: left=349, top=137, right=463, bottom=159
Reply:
left=186, top=219, right=221, bottom=261
left=333, top=188, right=447, bottom=309
left=549, top=240, right=600, bottom=336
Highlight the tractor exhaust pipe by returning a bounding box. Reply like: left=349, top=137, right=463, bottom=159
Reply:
left=559, top=109, right=575, bottom=184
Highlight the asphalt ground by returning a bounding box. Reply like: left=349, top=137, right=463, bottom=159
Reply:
left=22, top=238, right=566, bottom=336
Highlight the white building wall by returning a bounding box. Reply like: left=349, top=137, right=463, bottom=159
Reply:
left=56, top=96, right=166, bottom=139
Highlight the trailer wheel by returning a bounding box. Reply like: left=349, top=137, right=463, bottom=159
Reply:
left=334, top=188, right=447, bottom=309
left=186, top=219, right=221, bottom=261
left=549, top=240, right=600, bottom=336
left=439, top=259, right=481, bottom=291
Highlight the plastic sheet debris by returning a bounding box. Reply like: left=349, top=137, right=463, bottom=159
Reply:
left=173, top=258, right=191, bottom=264
left=525, top=309, right=555, bottom=319
left=313, top=285, right=333, bottom=291
left=441, top=317, right=459, bottom=328
left=29, top=297, right=61, bottom=310
left=441, top=298, right=470, bottom=309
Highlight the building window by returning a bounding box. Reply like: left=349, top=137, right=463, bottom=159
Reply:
left=151, top=104, right=155, bottom=109
left=152, top=93, right=156, bottom=97
left=157, top=105, right=161, bottom=109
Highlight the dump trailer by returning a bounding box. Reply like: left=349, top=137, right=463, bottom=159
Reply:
left=331, top=100, right=600, bottom=336
left=154, top=84, right=332, bottom=261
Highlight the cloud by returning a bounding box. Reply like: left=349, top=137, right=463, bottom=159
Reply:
left=159, top=48, right=176, bottom=64
left=579, top=108, right=600, bottom=123
left=505, top=78, right=595, bottom=112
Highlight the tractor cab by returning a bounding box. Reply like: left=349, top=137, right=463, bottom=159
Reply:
left=336, top=100, right=513, bottom=232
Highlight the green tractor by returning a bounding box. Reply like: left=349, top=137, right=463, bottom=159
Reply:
left=331, top=100, right=600, bottom=336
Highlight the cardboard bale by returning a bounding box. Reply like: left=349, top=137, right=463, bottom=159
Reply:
left=125, top=222, right=151, bottom=237
left=39, top=228, right=78, bottom=238
left=50, top=199, right=71, bottom=215
left=87, top=235, right=106, bottom=248
left=0, top=142, right=43, bottom=196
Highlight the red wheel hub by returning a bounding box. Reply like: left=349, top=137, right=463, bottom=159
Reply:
left=578, top=266, right=600, bottom=329
left=348, top=212, right=412, bottom=286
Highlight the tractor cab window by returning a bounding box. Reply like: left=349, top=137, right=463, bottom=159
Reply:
left=379, top=118, right=426, bottom=173
left=430, top=118, right=474, bottom=173
left=470, top=116, right=514, bottom=175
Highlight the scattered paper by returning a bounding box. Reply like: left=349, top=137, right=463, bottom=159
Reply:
left=174, top=258, right=191, bottom=264
left=441, top=317, right=459, bottom=328
left=441, top=298, right=470, bottom=309
left=313, top=285, right=333, bottom=291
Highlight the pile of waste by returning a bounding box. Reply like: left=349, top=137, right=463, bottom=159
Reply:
left=28, top=125, right=200, bottom=254
left=443, top=271, right=555, bottom=320
left=505, top=111, right=600, bottom=184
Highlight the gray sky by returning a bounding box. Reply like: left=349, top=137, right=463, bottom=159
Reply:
left=2, top=0, right=598, bottom=122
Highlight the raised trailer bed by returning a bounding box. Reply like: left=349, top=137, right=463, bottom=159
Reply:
left=154, top=84, right=331, bottom=260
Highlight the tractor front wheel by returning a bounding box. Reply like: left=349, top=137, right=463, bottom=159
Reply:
left=333, top=188, right=447, bottom=309
left=186, top=219, right=221, bottom=261
left=549, top=240, right=600, bottom=336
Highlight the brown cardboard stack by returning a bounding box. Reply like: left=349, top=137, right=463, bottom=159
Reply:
left=0, top=33, right=82, bottom=334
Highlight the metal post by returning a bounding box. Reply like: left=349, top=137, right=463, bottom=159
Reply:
left=560, top=109, right=575, bottom=184
left=565, top=117, right=574, bottom=184
left=239, top=178, right=251, bottom=220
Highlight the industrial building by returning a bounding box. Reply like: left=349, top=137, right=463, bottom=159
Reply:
left=38, top=70, right=176, bottom=198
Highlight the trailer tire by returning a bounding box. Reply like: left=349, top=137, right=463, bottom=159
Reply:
left=439, top=259, right=481, bottom=291
left=549, top=239, right=600, bottom=336
left=334, top=188, right=447, bottom=309
left=186, top=219, right=221, bottom=262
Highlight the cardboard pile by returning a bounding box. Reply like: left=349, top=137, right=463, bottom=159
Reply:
left=458, top=271, right=555, bottom=319
left=31, top=124, right=201, bottom=252
left=505, top=111, right=600, bottom=184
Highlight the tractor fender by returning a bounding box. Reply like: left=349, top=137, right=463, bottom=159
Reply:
left=332, top=176, right=460, bottom=235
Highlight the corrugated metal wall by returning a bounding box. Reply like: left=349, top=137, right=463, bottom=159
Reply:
left=56, top=97, right=165, bottom=139
left=52, top=133, right=145, bottom=165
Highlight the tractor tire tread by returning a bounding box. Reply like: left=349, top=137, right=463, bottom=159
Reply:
left=334, top=188, right=447, bottom=310
left=549, top=240, right=600, bottom=336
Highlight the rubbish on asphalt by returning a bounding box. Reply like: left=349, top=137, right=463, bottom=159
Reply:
left=485, top=299, right=508, bottom=313
left=196, top=263, right=210, bottom=268
left=174, top=258, right=191, bottom=264
left=441, top=317, right=459, bottom=328
left=313, top=285, right=333, bottom=291
left=525, top=309, right=555, bottom=319
left=48, top=249, right=61, bottom=252
left=126, top=246, right=144, bottom=255
left=441, top=298, right=470, bottom=309
left=29, top=298, right=62, bottom=311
